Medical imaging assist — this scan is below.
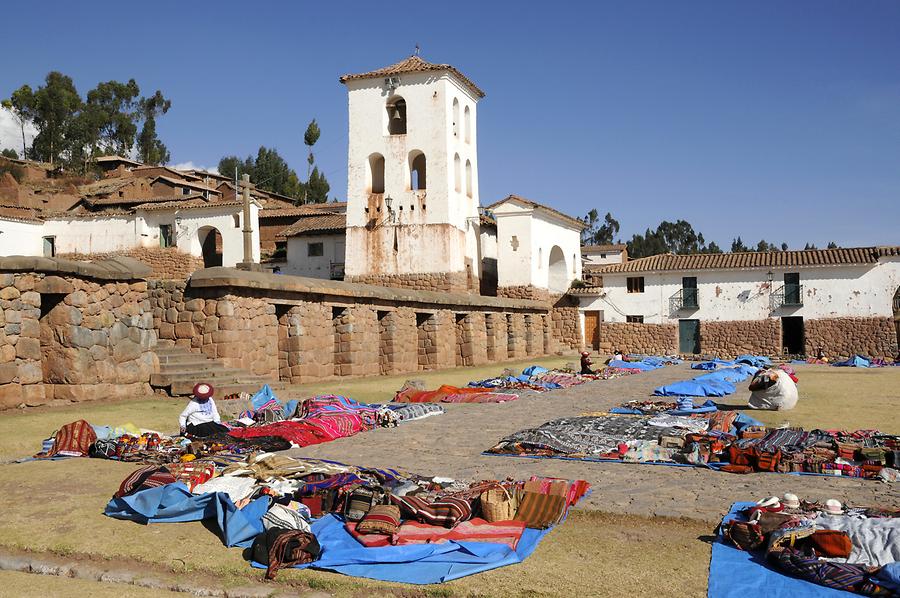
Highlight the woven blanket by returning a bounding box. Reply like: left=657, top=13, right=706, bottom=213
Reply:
left=487, top=415, right=661, bottom=456
left=347, top=518, right=527, bottom=550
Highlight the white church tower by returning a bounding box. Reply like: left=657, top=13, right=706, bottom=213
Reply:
left=340, top=55, right=485, bottom=293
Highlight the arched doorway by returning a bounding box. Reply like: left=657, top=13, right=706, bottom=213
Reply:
left=199, top=226, right=223, bottom=268
left=548, top=245, right=568, bottom=293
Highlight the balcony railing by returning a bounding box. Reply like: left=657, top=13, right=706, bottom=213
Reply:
left=330, top=262, right=345, bottom=281
left=669, top=288, right=699, bottom=313
left=771, top=284, right=803, bottom=310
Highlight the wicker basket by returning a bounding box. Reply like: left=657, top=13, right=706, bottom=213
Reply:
left=480, top=484, right=518, bottom=522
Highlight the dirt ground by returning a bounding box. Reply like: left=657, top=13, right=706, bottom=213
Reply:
left=0, top=358, right=896, bottom=597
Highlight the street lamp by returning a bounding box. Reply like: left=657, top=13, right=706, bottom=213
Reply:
left=384, top=196, right=396, bottom=223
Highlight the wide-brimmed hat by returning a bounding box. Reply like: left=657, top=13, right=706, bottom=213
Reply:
left=756, top=496, right=782, bottom=511
left=581, top=351, right=590, bottom=357
left=193, top=382, right=214, bottom=399
left=824, top=499, right=843, bottom=515
left=782, top=493, right=801, bottom=509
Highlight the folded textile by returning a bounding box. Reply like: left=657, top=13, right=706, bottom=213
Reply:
left=263, top=504, right=311, bottom=533
left=386, top=403, right=446, bottom=422
left=348, top=517, right=527, bottom=550
left=193, top=476, right=257, bottom=503
left=815, top=514, right=900, bottom=567
left=390, top=494, right=474, bottom=528
left=514, top=491, right=567, bottom=529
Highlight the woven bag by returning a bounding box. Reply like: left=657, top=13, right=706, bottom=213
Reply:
left=480, top=484, right=518, bottom=522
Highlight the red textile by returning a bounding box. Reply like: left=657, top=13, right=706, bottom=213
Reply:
left=347, top=517, right=527, bottom=549
left=229, top=414, right=369, bottom=447
left=394, top=385, right=517, bottom=404
left=48, top=419, right=97, bottom=457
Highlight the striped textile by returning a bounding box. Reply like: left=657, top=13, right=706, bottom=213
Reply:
left=771, top=547, right=879, bottom=594
left=263, top=504, right=311, bottom=532
left=347, top=517, right=527, bottom=549
left=355, top=505, right=401, bottom=535
left=514, top=491, right=567, bottom=529
left=48, top=420, right=97, bottom=457
left=390, top=495, right=474, bottom=528
left=114, top=465, right=176, bottom=498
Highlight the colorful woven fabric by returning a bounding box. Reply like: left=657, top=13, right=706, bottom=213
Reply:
left=114, top=465, right=176, bottom=498
left=356, top=505, right=401, bottom=535
left=514, top=491, right=567, bottom=529
left=770, top=547, right=877, bottom=594
left=47, top=420, right=97, bottom=457
left=348, top=517, right=527, bottom=549
left=390, top=495, right=474, bottom=528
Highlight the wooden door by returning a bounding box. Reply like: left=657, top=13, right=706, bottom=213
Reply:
left=584, top=311, right=600, bottom=350
left=679, top=319, right=700, bottom=354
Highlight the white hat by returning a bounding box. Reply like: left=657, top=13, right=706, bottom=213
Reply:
left=824, top=499, right=843, bottom=515
left=783, top=493, right=800, bottom=509
left=756, top=496, right=781, bottom=509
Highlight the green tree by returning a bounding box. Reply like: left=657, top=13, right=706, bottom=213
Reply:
left=218, top=147, right=307, bottom=200
left=302, top=119, right=321, bottom=203
left=804, top=243, right=818, bottom=250
left=781, top=242, right=789, bottom=251
left=580, top=210, right=619, bottom=245
left=83, top=79, right=141, bottom=159
left=826, top=241, right=838, bottom=249
left=627, top=220, right=719, bottom=258
left=304, top=166, right=330, bottom=203
left=1, top=149, right=18, bottom=159
left=706, top=241, right=723, bottom=254
left=26, top=72, right=82, bottom=166
left=137, top=91, right=171, bottom=165
left=2, top=85, right=34, bottom=159
left=731, top=237, right=749, bottom=252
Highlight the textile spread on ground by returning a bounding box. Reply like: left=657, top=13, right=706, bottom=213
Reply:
left=713, top=499, right=900, bottom=596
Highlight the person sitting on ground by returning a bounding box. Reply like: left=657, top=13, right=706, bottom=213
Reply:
left=613, top=349, right=624, bottom=362
left=179, top=382, right=228, bottom=437
left=815, top=346, right=829, bottom=363
left=580, top=351, right=596, bottom=375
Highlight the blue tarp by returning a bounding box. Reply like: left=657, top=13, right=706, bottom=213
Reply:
left=709, top=502, right=847, bottom=597
left=252, top=514, right=550, bottom=584
left=832, top=355, right=871, bottom=368
left=107, top=483, right=565, bottom=584
left=693, top=364, right=757, bottom=383
left=522, top=365, right=549, bottom=376
left=608, top=359, right=661, bottom=371
left=735, top=355, right=772, bottom=368
left=653, top=379, right=736, bottom=397
left=104, top=482, right=268, bottom=548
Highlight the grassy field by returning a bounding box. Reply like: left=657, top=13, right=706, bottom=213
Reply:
left=0, top=362, right=896, bottom=596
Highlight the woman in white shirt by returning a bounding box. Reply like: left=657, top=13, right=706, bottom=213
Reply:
left=179, top=382, right=227, bottom=437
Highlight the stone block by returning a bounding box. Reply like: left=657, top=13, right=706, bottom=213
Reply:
left=174, top=322, right=195, bottom=339
left=185, top=298, right=205, bottom=312
left=112, top=339, right=142, bottom=363
left=216, top=301, right=234, bottom=317
left=0, top=362, right=18, bottom=384
left=17, top=362, right=42, bottom=384
left=19, top=318, right=40, bottom=339
left=0, top=345, right=15, bottom=363
left=218, top=316, right=241, bottom=331
left=0, top=383, right=23, bottom=409
left=66, top=290, right=88, bottom=307
left=4, top=310, right=22, bottom=324
left=21, top=383, right=46, bottom=406
left=67, top=326, right=96, bottom=349
left=20, top=291, right=40, bottom=307
left=34, top=276, right=73, bottom=295
left=16, top=337, right=41, bottom=360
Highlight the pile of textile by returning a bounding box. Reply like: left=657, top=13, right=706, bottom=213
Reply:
left=394, top=385, right=519, bottom=404
left=105, top=453, right=589, bottom=583
left=485, top=413, right=900, bottom=480
left=715, top=495, right=900, bottom=596
left=833, top=355, right=887, bottom=368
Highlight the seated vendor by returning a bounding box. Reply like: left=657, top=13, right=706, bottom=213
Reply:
left=580, top=351, right=596, bottom=375
left=179, top=382, right=228, bottom=437
left=815, top=346, right=829, bottom=363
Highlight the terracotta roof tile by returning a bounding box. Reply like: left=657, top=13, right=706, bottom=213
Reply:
left=134, top=199, right=244, bottom=212
left=597, top=246, right=900, bottom=274
left=582, top=244, right=627, bottom=252
left=340, top=55, right=485, bottom=98
left=278, top=214, right=346, bottom=238
left=487, top=194, right=585, bottom=230
left=259, top=207, right=326, bottom=219
left=87, top=193, right=205, bottom=206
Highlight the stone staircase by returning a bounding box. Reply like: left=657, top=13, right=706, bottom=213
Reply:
left=151, top=346, right=284, bottom=396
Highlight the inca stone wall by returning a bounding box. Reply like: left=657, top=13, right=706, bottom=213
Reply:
left=345, top=272, right=470, bottom=293
left=507, top=313, right=527, bottom=359
left=497, top=285, right=551, bottom=302
left=0, top=257, right=157, bottom=410
left=61, top=247, right=204, bottom=280
left=279, top=302, right=333, bottom=382
left=805, top=317, right=897, bottom=360
left=599, top=322, right=678, bottom=355
left=550, top=294, right=581, bottom=350
left=485, top=312, right=508, bottom=361
left=456, top=312, right=488, bottom=367
left=149, top=281, right=279, bottom=378
left=700, top=319, right=781, bottom=357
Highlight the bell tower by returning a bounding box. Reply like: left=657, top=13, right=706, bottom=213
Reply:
left=340, top=55, right=485, bottom=293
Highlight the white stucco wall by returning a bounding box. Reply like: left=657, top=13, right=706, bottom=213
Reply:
left=583, top=250, right=625, bottom=266
left=0, top=219, right=45, bottom=256
left=42, top=216, right=138, bottom=253
left=578, top=260, right=900, bottom=324
left=168, top=204, right=260, bottom=267
left=494, top=202, right=582, bottom=291
left=344, top=71, right=481, bottom=277
left=284, top=233, right=346, bottom=279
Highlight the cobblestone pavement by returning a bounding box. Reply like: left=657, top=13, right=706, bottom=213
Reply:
left=288, top=363, right=898, bottom=524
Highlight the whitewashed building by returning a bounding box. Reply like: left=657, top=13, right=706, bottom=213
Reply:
left=574, top=247, right=900, bottom=359
left=278, top=213, right=347, bottom=279
left=488, top=195, right=584, bottom=299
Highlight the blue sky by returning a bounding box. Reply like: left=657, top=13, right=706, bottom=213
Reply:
left=2, top=1, right=898, bottom=248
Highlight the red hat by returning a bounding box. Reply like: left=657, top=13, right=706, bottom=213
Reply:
left=193, top=382, right=214, bottom=399
left=581, top=351, right=590, bottom=357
